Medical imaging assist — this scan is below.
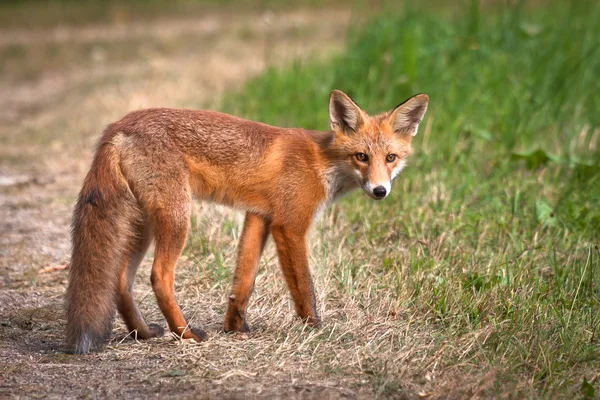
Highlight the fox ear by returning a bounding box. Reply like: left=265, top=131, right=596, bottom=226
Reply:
left=389, top=94, right=429, bottom=137
left=329, top=90, right=365, bottom=134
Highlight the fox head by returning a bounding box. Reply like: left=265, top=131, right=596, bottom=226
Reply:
left=328, top=89, right=429, bottom=200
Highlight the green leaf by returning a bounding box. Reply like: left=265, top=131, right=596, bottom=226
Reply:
left=580, top=377, right=595, bottom=400
left=463, top=272, right=484, bottom=292
left=535, top=198, right=557, bottom=227
left=511, top=149, right=561, bottom=170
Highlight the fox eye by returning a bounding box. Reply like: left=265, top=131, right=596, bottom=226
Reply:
left=355, top=153, right=369, bottom=162
left=386, top=154, right=397, bottom=163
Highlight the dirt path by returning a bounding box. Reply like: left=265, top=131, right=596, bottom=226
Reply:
left=0, top=9, right=355, bottom=399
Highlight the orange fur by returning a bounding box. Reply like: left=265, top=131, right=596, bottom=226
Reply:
left=65, top=90, right=429, bottom=353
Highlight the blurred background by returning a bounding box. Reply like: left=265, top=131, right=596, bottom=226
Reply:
left=1, top=1, right=599, bottom=399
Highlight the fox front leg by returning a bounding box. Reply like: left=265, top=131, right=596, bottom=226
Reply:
left=224, top=212, right=270, bottom=332
left=270, top=225, right=320, bottom=327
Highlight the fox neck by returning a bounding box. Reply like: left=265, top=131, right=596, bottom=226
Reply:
left=305, top=129, right=361, bottom=203
left=320, top=161, right=359, bottom=203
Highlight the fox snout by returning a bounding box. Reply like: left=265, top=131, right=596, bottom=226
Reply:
left=372, top=186, right=387, bottom=199
left=364, top=182, right=391, bottom=200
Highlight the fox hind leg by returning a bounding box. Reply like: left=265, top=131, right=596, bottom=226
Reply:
left=150, top=198, right=207, bottom=342
left=117, top=221, right=164, bottom=340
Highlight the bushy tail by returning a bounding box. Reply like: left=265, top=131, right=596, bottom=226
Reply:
left=66, top=138, right=140, bottom=354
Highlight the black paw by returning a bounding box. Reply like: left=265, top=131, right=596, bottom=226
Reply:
left=148, top=323, right=165, bottom=337
left=189, top=327, right=208, bottom=342
left=224, top=318, right=250, bottom=333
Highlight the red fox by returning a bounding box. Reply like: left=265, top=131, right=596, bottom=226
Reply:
left=66, top=90, right=429, bottom=354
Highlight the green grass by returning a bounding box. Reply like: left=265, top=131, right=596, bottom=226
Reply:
left=218, top=1, right=600, bottom=397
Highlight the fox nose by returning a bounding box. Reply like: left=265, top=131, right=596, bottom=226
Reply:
left=373, top=186, right=387, bottom=199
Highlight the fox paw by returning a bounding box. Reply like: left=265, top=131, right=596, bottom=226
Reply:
left=303, top=316, right=322, bottom=329
left=185, top=327, right=208, bottom=342
left=224, top=317, right=250, bottom=333
left=147, top=323, right=165, bottom=337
